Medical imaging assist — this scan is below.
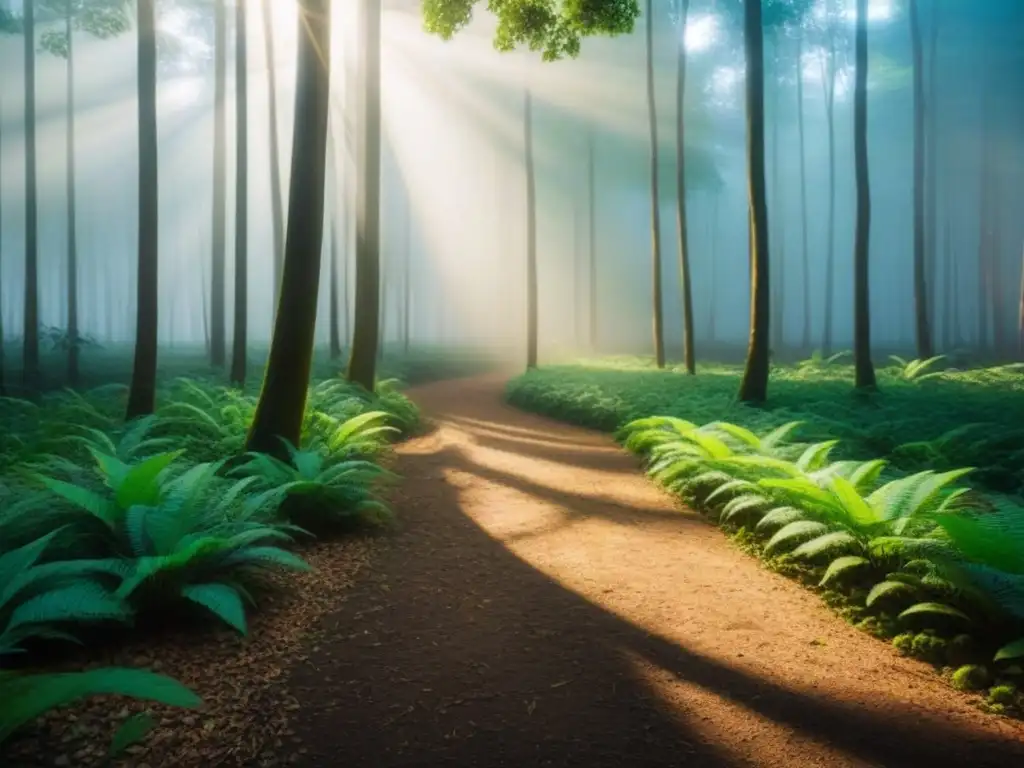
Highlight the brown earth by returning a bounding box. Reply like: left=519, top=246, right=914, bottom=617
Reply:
left=286, top=374, right=1024, bottom=767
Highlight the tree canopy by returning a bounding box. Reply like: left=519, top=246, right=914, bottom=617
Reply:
left=421, top=0, right=641, bottom=61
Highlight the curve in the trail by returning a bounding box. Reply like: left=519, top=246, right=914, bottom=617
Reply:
left=287, top=374, right=1024, bottom=768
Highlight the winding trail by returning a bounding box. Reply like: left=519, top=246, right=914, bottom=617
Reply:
left=287, top=375, right=1024, bottom=767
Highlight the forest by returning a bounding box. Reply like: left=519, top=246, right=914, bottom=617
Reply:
left=1, top=0, right=1024, bottom=766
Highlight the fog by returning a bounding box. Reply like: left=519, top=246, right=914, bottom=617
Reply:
left=0, top=0, right=1022, bottom=374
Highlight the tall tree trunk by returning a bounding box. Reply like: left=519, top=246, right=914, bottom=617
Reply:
left=737, top=0, right=771, bottom=402
left=644, top=0, right=665, bottom=369
left=769, top=52, right=783, bottom=355
left=23, top=1, right=39, bottom=390
left=378, top=249, right=387, bottom=361
left=821, top=28, right=837, bottom=356
left=707, top=194, right=718, bottom=341
left=329, top=217, right=342, bottom=358
left=64, top=1, right=79, bottom=387
left=524, top=87, right=538, bottom=370
left=796, top=33, right=810, bottom=351
left=199, top=250, right=210, bottom=354
left=346, top=0, right=381, bottom=390
left=942, top=208, right=952, bottom=350
left=0, top=95, right=5, bottom=396
left=675, top=0, right=695, bottom=374
left=1017, top=243, right=1024, bottom=358
left=247, top=0, right=331, bottom=452
left=327, top=112, right=342, bottom=359
left=852, top=0, right=876, bottom=389
left=587, top=127, right=597, bottom=351
left=230, top=0, right=249, bottom=386
left=210, top=0, right=227, bottom=367
left=126, top=0, right=160, bottom=419
left=909, top=0, right=932, bottom=359
left=402, top=192, right=411, bottom=353
left=260, top=0, right=285, bottom=296
left=977, top=79, right=991, bottom=351
left=925, top=3, right=940, bottom=335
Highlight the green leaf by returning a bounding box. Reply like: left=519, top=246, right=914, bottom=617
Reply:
left=819, top=556, right=871, bottom=587
left=897, top=601, right=973, bottom=626
left=865, top=580, right=918, bottom=608
left=994, top=638, right=1024, bottom=663
left=181, top=583, right=247, bottom=634
left=765, top=520, right=831, bottom=556
left=116, top=451, right=185, bottom=508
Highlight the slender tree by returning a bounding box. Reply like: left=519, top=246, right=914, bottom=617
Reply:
left=230, top=0, right=249, bottom=386
left=524, top=86, right=538, bottom=369
left=210, top=0, right=227, bottom=367
left=768, top=44, right=783, bottom=354
left=674, top=0, right=695, bottom=373
left=795, top=32, right=810, bottom=351
left=402, top=190, right=411, bottom=353
left=909, top=0, right=932, bottom=358
left=977, top=76, right=992, bottom=351
left=0, top=94, right=4, bottom=396
left=852, top=0, right=875, bottom=389
left=261, top=0, right=285, bottom=294
left=587, top=127, right=597, bottom=351
left=23, top=1, right=39, bottom=390
left=737, top=0, right=772, bottom=402
left=644, top=0, right=665, bottom=368
left=326, top=108, right=343, bottom=359
left=346, top=0, right=381, bottom=389
left=126, top=0, right=160, bottom=418
left=707, top=194, right=718, bottom=342
left=819, top=0, right=839, bottom=355
left=925, top=2, right=940, bottom=335
left=247, top=0, right=331, bottom=452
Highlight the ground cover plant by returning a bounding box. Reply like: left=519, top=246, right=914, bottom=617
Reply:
left=507, top=356, right=1024, bottom=715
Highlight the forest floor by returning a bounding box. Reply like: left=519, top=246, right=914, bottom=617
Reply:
left=284, top=374, right=1024, bottom=768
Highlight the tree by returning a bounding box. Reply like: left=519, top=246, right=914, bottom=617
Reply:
left=126, top=0, right=160, bottom=418
left=40, top=0, right=130, bottom=388
left=818, top=0, right=841, bottom=355
left=909, top=0, right=932, bottom=359
left=587, top=127, right=597, bottom=351
left=0, top=93, right=5, bottom=397
left=23, top=1, right=39, bottom=390
left=644, top=0, right=664, bottom=369
left=795, top=30, right=810, bottom=351
left=247, top=0, right=331, bottom=453
left=524, top=86, right=538, bottom=369
left=674, top=0, right=695, bottom=374
left=210, top=0, right=227, bottom=367
left=260, top=0, right=285, bottom=295
left=346, top=0, right=381, bottom=390
left=851, top=0, right=875, bottom=390
left=736, top=0, right=772, bottom=402
left=402, top=190, right=411, bottom=353
left=230, top=0, right=249, bottom=386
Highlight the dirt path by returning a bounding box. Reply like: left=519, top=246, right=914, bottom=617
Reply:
left=287, top=374, right=1024, bottom=767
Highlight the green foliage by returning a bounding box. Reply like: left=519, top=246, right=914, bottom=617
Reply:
left=421, top=0, right=639, bottom=61
left=951, top=664, right=990, bottom=692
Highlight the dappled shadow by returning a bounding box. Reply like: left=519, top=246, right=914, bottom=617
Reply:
left=286, top=376, right=1024, bottom=767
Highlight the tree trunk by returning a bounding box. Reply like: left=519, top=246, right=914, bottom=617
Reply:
left=23, top=2, right=39, bottom=391
left=210, top=0, right=227, bottom=367
left=796, top=33, right=810, bottom=352
left=260, top=0, right=285, bottom=296
left=644, top=0, right=665, bottom=369
left=346, top=0, right=381, bottom=390
left=402, top=191, right=411, bottom=353
left=64, top=1, right=79, bottom=387
left=0, top=95, right=5, bottom=397
left=230, top=0, right=249, bottom=387
left=329, top=216, right=342, bottom=358
left=708, top=194, right=718, bottom=341
left=852, top=0, right=876, bottom=389
left=675, top=0, right=695, bottom=374
left=942, top=207, right=952, bottom=350
left=769, top=52, right=783, bottom=355
left=587, top=128, right=597, bottom=352
left=327, top=112, right=342, bottom=360
left=977, top=80, right=991, bottom=351
left=821, top=31, right=837, bottom=356
left=1018, top=243, right=1024, bottom=358
left=909, top=0, right=932, bottom=359
left=925, top=3, right=940, bottom=336
left=199, top=249, right=210, bottom=354
left=524, top=87, right=538, bottom=370
left=737, top=0, right=771, bottom=403
left=126, top=0, right=160, bottom=419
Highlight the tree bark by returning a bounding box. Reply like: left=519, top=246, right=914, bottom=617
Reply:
left=707, top=194, right=718, bottom=342
left=403, top=190, right=411, bottom=353
left=126, top=0, right=160, bottom=418
left=852, top=0, right=876, bottom=389
left=675, top=0, right=695, bottom=374
left=587, top=127, right=597, bottom=351
left=796, top=33, right=810, bottom=351
left=210, top=0, right=227, bottom=367
left=821, top=23, right=837, bottom=356
left=329, top=216, right=342, bottom=358
left=769, top=48, right=783, bottom=354
left=346, top=0, right=381, bottom=390
left=737, top=0, right=771, bottom=402
left=925, top=2, right=940, bottom=336
left=23, top=1, right=39, bottom=391
left=977, top=79, right=991, bottom=351
left=645, top=0, right=665, bottom=369
left=0, top=94, right=5, bottom=397
left=524, top=87, right=538, bottom=370
left=260, top=0, right=285, bottom=296
left=230, top=0, right=249, bottom=386
left=246, top=0, right=331, bottom=452
left=65, top=0, right=79, bottom=386
left=909, top=0, right=932, bottom=359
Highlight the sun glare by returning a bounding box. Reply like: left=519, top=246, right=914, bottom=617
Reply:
left=684, top=14, right=719, bottom=54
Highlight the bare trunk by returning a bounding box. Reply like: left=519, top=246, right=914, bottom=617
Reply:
left=230, top=0, right=249, bottom=386
left=65, top=1, right=79, bottom=386
left=261, top=0, right=285, bottom=296
left=587, top=128, right=597, bottom=351
left=525, top=86, right=538, bottom=370
left=910, top=0, right=933, bottom=359
left=852, top=0, right=876, bottom=389
left=675, top=0, right=695, bottom=373
left=645, top=0, right=665, bottom=368
left=210, top=0, right=227, bottom=367
left=821, top=32, right=837, bottom=356
left=23, top=2, right=39, bottom=390
left=796, top=34, right=810, bottom=351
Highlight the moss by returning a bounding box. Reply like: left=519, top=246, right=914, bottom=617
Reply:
left=988, top=685, right=1017, bottom=706
left=911, top=631, right=948, bottom=665
left=951, top=664, right=991, bottom=692
left=987, top=703, right=1008, bottom=716
left=892, top=632, right=916, bottom=655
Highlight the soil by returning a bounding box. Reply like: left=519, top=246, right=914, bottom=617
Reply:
left=286, top=374, right=1024, bottom=767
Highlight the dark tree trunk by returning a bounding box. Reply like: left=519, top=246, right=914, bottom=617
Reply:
left=346, top=0, right=381, bottom=390
left=246, top=0, right=331, bottom=452
left=1018, top=243, right=1024, bottom=358
left=909, top=0, right=933, bottom=359
left=925, top=3, right=940, bottom=335
left=708, top=194, right=718, bottom=341
left=65, top=1, right=79, bottom=387
left=796, top=33, right=810, bottom=351
left=210, top=0, right=227, bottom=367
left=852, top=0, right=876, bottom=389
left=737, top=0, right=771, bottom=403
left=675, top=0, right=695, bottom=374
left=329, top=217, right=342, bottom=359
left=821, top=29, right=837, bottom=356
left=126, top=0, right=160, bottom=419
left=23, top=2, right=39, bottom=391
left=524, top=87, right=538, bottom=370
left=645, top=0, right=665, bottom=369
left=587, top=128, right=597, bottom=352
left=230, top=0, right=249, bottom=386
left=0, top=96, right=5, bottom=397
left=261, top=0, right=285, bottom=296
left=327, top=113, right=342, bottom=360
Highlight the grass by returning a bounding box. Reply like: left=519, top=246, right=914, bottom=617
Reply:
left=506, top=355, right=1024, bottom=716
